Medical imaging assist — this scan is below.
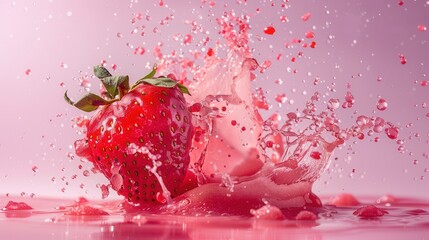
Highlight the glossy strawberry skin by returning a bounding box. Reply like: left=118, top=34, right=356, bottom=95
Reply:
left=85, top=84, right=194, bottom=204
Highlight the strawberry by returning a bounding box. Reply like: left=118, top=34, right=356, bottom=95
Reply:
left=65, top=66, right=195, bottom=205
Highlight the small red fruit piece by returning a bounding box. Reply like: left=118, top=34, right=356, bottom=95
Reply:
left=310, top=151, right=321, bottom=160
left=2, top=201, right=33, bottom=211
left=353, top=205, right=388, bottom=218
left=207, top=48, right=214, bottom=56
left=264, top=26, right=276, bottom=35
left=65, top=65, right=195, bottom=205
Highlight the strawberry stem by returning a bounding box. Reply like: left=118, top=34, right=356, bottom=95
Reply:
left=65, top=64, right=190, bottom=112
left=94, top=66, right=130, bottom=99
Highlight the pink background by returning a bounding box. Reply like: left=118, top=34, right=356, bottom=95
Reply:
left=0, top=0, right=428, bottom=200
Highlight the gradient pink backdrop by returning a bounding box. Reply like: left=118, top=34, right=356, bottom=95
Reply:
left=0, top=0, right=428, bottom=200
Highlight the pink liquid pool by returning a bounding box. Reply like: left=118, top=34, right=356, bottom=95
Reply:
left=1, top=0, right=429, bottom=239
left=1, top=195, right=429, bottom=240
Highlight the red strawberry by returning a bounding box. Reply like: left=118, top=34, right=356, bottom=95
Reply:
left=65, top=66, right=195, bottom=205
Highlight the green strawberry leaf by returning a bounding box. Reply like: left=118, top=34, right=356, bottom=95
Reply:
left=65, top=63, right=191, bottom=112
left=134, top=77, right=191, bottom=95
left=142, top=77, right=178, bottom=88
left=132, top=65, right=158, bottom=88
left=100, top=76, right=118, bottom=99
left=117, top=75, right=130, bottom=98
left=101, top=75, right=130, bottom=99
left=64, top=91, right=75, bottom=105
left=94, top=66, right=130, bottom=99
left=177, top=83, right=191, bottom=95
left=64, top=91, right=112, bottom=112
left=142, top=64, right=157, bottom=79
left=94, top=65, right=112, bottom=79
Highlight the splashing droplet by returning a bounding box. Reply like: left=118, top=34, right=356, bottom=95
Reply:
left=134, top=47, right=145, bottom=55
left=328, top=98, right=340, bottom=110
left=417, top=25, right=427, bottom=32
left=264, top=26, right=276, bottom=35
left=206, top=48, right=214, bottom=57
left=301, top=12, right=311, bottom=21
left=100, top=184, right=109, bottom=199
left=310, top=152, right=322, bottom=160
left=377, top=99, right=388, bottom=111
left=385, top=127, right=399, bottom=140
left=83, top=170, right=90, bottom=177
left=156, top=192, right=167, bottom=204
left=183, top=34, right=192, bottom=45
left=305, top=31, right=314, bottom=39
left=399, top=54, right=407, bottom=65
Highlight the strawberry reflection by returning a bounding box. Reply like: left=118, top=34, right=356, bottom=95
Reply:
left=91, top=213, right=321, bottom=240
left=92, top=221, right=190, bottom=240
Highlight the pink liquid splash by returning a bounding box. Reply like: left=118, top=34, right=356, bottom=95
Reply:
left=1, top=1, right=429, bottom=239
left=131, top=12, right=400, bottom=216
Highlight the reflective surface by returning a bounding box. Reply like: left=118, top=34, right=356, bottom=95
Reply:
left=1, top=196, right=428, bottom=240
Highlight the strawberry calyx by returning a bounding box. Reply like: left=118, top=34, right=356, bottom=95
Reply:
left=65, top=65, right=190, bottom=112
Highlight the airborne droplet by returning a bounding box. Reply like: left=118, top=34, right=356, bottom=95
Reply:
left=417, top=25, right=427, bottom=32
left=305, top=31, right=314, bottom=39
left=385, top=127, right=399, bottom=140
left=377, top=99, right=388, bottom=111
left=183, top=34, right=192, bottom=45
left=264, top=26, right=276, bottom=35
left=327, top=98, right=340, bottom=110
left=399, top=54, right=407, bottom=65
left=301, top=12, right=311, bottom=21
left=100, top=184, right=109, bottom=199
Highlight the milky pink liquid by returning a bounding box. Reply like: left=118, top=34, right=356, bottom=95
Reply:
left=2, top=1, right=428, bottom=239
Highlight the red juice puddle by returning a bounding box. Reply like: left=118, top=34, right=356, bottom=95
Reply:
left=1, top=195, right=429, bottom=239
